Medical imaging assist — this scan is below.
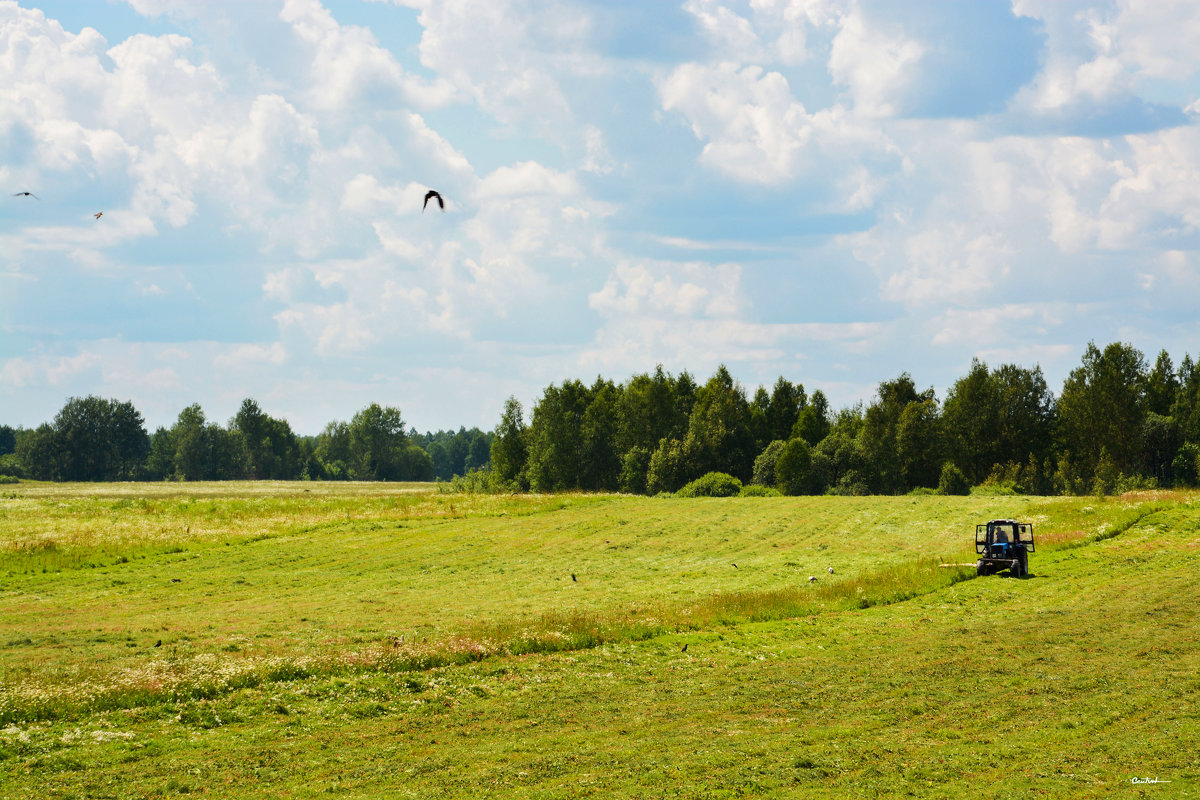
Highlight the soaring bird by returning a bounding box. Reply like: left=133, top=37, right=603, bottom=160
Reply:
left=12, top=192, right=39, bottom=199
left=94, top=212, right=103, bottom=220
left=422, top=189, right=444, bottom=212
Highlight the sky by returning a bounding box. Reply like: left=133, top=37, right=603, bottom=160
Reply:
left=1, top=0, right=1198, bottom=436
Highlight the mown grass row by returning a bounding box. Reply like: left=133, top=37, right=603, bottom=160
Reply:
left=0, top=555, right=975, bottom=727
left=0, top=486, right=584, bottom=575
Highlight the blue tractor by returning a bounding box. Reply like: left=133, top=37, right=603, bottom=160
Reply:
left=975, top=519, right=1034, bottom=578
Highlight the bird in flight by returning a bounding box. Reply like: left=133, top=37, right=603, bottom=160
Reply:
left=423, top=189, right=444, bottom=212
left=12, top=191, right=39, bottom=199
left=94, top=212, right=103, bottom=220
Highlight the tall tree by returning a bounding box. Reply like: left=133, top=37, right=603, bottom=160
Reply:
left=233, top=398, right=300, bottom=479
left=767, top=377, right=806, bottom=444
left=580, top=378, right=620, bottom=490
left=943, top=360, right=1055, bottom=485
left=1058, top=342, right=1147, bottom=477
left=0, top=425, right=16, bottom=456
left=491, top=397, right=529, bottom=488
left=896, top=397, right=942, bottom=489
left=793, top=389, right=831, bottom=446
left=526, top=380, right=591, bottom=491
left=51, top=396, right=149, bottom=481
left=172, top=404, right=217, bottom=481
left=941, top=360, right=1000, bottom=485
left=684, top=365, right=756, bottom=481
left=346, top=404, right=429, bottom=480
left=615, top=365, right=690, bottom=456
left=1145, top=350, right=1179, bottom=417
left=859, top=374, right=930, bottom=493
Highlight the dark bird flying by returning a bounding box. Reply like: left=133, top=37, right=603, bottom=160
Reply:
left=12, top=192, right=39, bottom=199
left=94, top=212, right=103, bottom=220
left=422, top=189, right=444, bottom=212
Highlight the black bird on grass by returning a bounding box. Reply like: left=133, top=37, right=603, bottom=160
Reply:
left=155, top=640, right=162, bottom=648
left=422, top=189, right=444, bottom=212
left=12, top=191, right=39, bottom=199
left=571, top=573, right=577, bottom=582
left=681, top=643, right=688, bottom=653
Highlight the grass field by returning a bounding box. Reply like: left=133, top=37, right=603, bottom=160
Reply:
left=1, top=483, right=1197, bottom=798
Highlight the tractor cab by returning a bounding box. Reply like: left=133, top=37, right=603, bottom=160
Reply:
left=975, top=519, right=1034, bottom=578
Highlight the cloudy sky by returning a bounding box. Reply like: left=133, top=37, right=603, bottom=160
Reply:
left=2, top=0, right=1197, bottom=435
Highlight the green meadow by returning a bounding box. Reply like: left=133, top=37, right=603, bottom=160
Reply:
left=1, top=483, right=1197, bottom=798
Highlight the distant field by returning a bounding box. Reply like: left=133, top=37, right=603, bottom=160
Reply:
left=1, top=483, right=1196, bottom=798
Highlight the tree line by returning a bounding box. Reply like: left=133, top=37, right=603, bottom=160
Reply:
left=3, top=341, right=1196, bottom=495
left=0, top=398, right=492, bottom=483
left=484, top=341, right=1200, bottom=496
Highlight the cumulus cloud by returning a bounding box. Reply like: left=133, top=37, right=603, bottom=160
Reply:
left=660, top=61, right=813, bottom=184
left=827, top=9, right=923, bottom=117
left=589, top=259, right=742, bottom=319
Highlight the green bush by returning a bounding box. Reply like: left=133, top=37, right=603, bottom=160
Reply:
left=0, top=475, right=17, bottom=485
left=937, top=462, right=970, bottom=496
left=1171, top=443, right=1199, bottom=486
left=1115, top=473, right=1157, bottom=493
left=676, top=472, right=743, bottom=498
left=739, top=484, right=781, bottom=497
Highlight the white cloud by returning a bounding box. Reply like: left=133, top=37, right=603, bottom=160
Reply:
left=885, top=227, right=1014, bottom=308
left=212, top=342, right=288, bottom=369
left=280, top=0, right=457, bottom=111
left=684, top=0, right=765, bottom=63
left=1014, top=0, right=1200, bottom=113
left=395, top=0, right=595, bottom=132
left=589, top=259, right=742, bottom=319
left=827, top=10, right=923, bottom=117
left=659, top=61, right=813, bottom=184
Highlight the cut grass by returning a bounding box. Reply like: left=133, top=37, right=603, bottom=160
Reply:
left=0, top=484, right=1196, bottom=797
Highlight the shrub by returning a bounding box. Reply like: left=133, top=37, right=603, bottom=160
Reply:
left=1092, top=447, right=1119, bottom=496
left=1115, top=473, right=1157, bottom=494
left=739, top=484, right=781, bottom=497
left=1171, top=443, right=1199, bottom=487
left=442, top=467, right=505, bottom=494
left=0, top=475, right=17, bottom=484
left=937, top=462, right=970, bottom=496
left=676, top=472, right=743, bottom=498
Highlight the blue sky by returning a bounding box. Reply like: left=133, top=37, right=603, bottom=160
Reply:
left=2, top=0, right=1198, bottom=435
